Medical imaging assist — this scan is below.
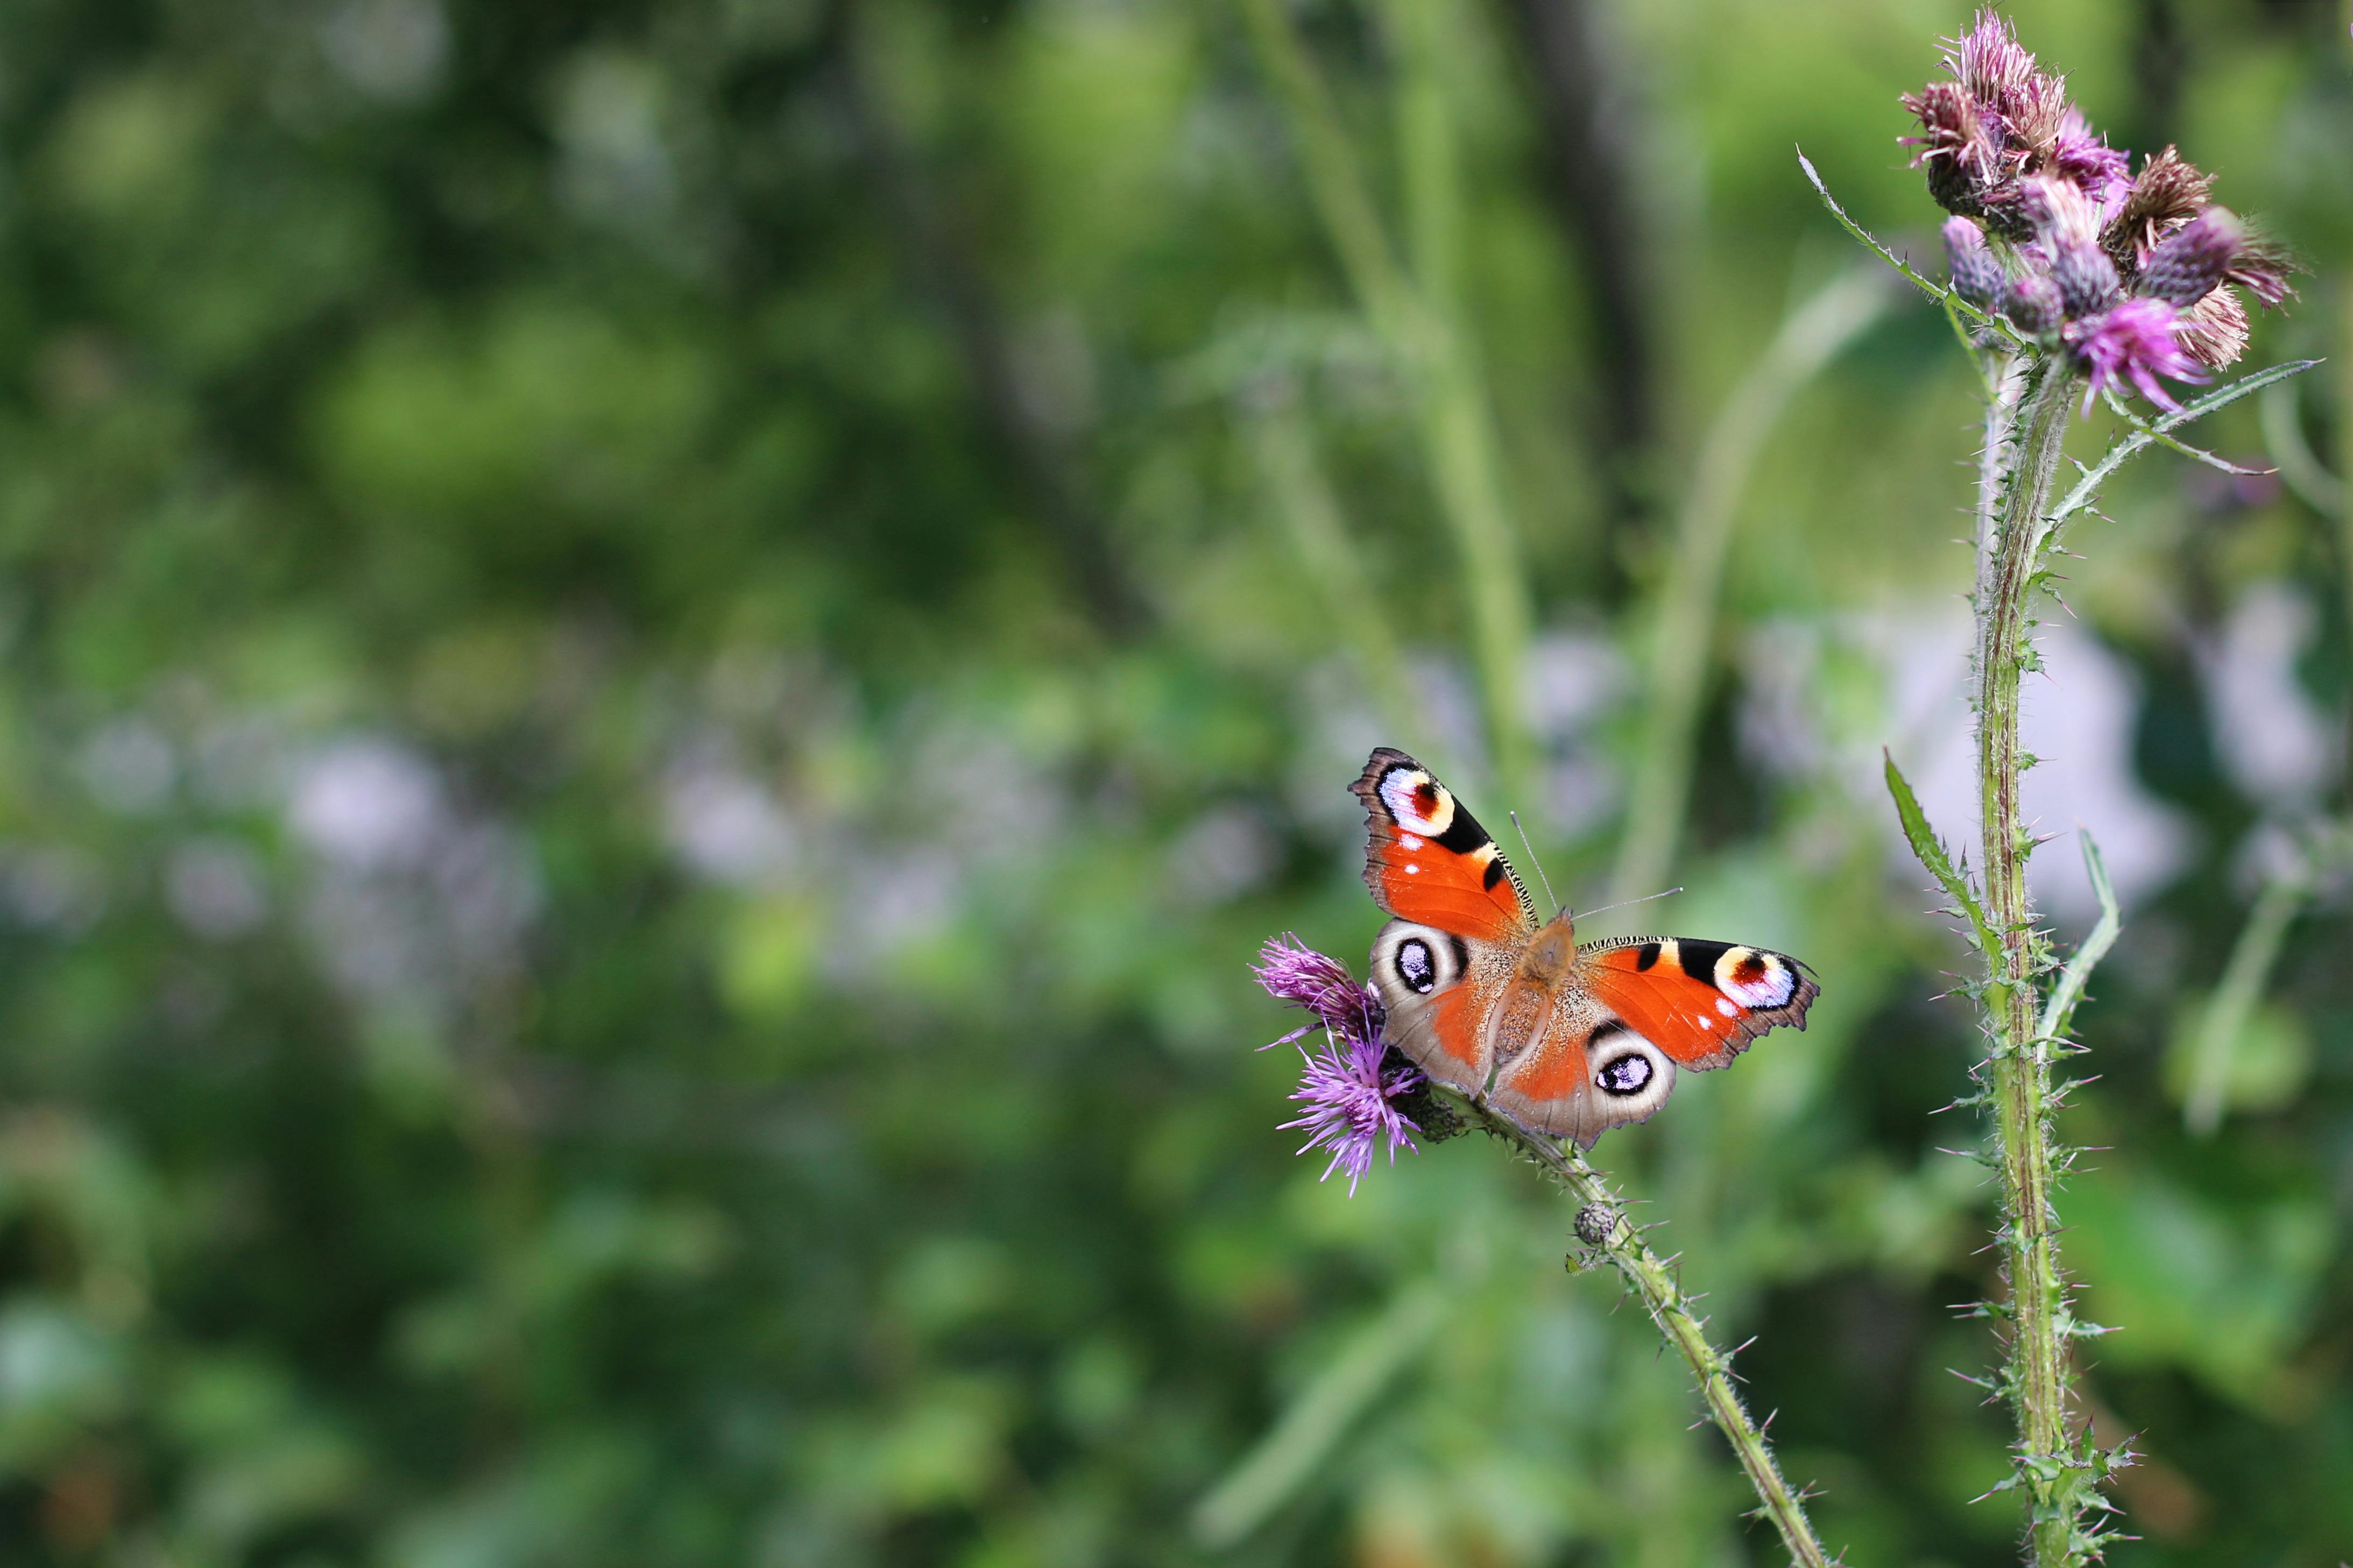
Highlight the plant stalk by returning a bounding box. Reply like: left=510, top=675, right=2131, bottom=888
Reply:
left=1609, top=267, right=1888, bottom=904
left=1972, top=355, right=2090, bottom=1564
left=1457, top=1095, right=1832, bottom=1568
left=1239, top=0, right=1536, bottom=801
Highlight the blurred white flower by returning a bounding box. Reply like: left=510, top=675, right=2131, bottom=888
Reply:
left=290, top=740, right=444, bottom=870
left=662, top=761, right=799, bottom=885
left=77, top=719, right=175, bottom=816
left=2199, top=584, right=2340, bottom=813
left=166, top=838, right=268, bottom=940
left=1168, top=805, right=1280, bottom=906
left=321, top=0, right=449, bottom=104
left=1748, top=609, right=2192, bottom=924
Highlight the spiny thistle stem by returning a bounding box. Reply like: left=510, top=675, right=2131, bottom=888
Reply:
left=1971, top=354, right=2093, bottom=1564
left=1452, top=1094, right=1833, bottom=1568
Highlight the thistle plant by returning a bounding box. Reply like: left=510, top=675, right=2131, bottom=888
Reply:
left=1840, top=12, right=2308, bottom=1564
left=1235, top=10, right=2312, bottom=1566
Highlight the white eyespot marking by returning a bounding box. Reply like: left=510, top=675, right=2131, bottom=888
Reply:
left=1404, top=863, right=1421, bottom=875
left=1714, top=947, right=1796, bottom=1009
left=1399, top=834, right=1424, bottom=850
left=1395, top=937, right=1438, bottom=995
left=1715, top=997, right=1740, bottom=1018
left=1379, top=769, right=1455, bottom=837
left=1596, top=1052, right=1652, bottom=1094
left=1587, top=1030, right=1674, bottom=1117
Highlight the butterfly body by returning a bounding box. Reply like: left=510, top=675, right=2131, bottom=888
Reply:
left=1352, top=748, right=1818, bottom=1147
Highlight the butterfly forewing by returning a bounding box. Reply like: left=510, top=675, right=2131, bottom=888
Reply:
left=1351, top=749, right=1536, bottom=944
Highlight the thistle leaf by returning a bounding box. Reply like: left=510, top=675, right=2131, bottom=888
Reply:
left=1884, top=750, right=1999, bottom=957
left=2037, top=832, right=2119, bottom=1045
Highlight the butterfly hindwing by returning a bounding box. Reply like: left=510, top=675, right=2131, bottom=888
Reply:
left=1487, top=994, right=1679, bottom=1148
left=1367, top=919, right=1489, bottom=1083
left=1349, top=749, right=1536, bottom=945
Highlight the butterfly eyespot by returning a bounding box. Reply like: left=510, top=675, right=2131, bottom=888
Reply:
left=1595, top=1053, right=1654, bottom=1096
left=1377, top=768, right=1455, bottom=837
left=1713, top=947, right=1796, bottom=1009
left=1395, top=938, right=1437, bottom=995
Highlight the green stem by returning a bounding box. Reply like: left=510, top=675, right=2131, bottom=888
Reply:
left=2184, top=866, right=2308, bottom=1138
left=1457, top=1095, right=1833, bottom=1568
left=2341, top=279, right=2353, bottom=792
left=1973, top=356, right=2093, bottom=1564
left=1239, top=0, right=1535, bottom=800
left=1246, top=392, right=1427, bottom=745
left=1610, top=268, right=1889, bottom=903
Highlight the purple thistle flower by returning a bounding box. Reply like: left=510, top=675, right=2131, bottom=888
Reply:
left=1902, top=80, right=1999, bottom=214
left=2020, top=174, right=2101, bottom=249
left=1278, top=1028, right=1422, bottom=1195
left=2050, top=240, right=2121, bottom=321
left=1252, top=937, right=1421, bottom=1194
left=2136, top=207, right=2241, bottom=307
left=2050, top=109, right=2130, bottom=211
left=2225, top=240, right=2295, bottom=310
left=1943, top=217, right=2006, bottom=309
left=1253, top=933, right=1380, bottom=1047
left=2067, top=297, right=2206, bottom=412
left=1941, top=11, right=2037, bottom=111
left=2005, top=272, right=2062, bottom=337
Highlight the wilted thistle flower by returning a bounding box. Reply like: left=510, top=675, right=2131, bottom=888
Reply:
left=1903, top=9, right=2293, bottom=399
left=1254, top=936, right=1420, bottom=1194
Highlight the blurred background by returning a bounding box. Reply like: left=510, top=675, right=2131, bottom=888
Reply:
left=0, top=0, right=2349, bottom=1563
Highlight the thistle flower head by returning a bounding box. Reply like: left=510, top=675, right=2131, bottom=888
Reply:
left=1901, top=81, right=1999, bottom=211
left=2137, top=207, right=2244, bottom=308
left=2175, top=286, right=2251, bottom=371
left=2225, top=237, right=2296, bottom=310
left=1278, top=1028, right=1422, bottom=1195
left=2050, top=109, right=2131, bottom=211
left=2050, top=241, right=2121, bottom=322
left=1253, top=933, right=1380, bottom=1046
left=1253, top=938, right=1419, bottom=1194
left=1941, top=11, right=2037, bottom=111
left=1899, top=20, right=2290, bottom=406
left=2111, top=147, right=2213, bottom=261
left=2067, top=297, right=2206, bottom=412
left=2020, top=174, right=2102, bottom=250
left=2005, top=272, right=2062, bottom=337
left=1942, top=217, right=2006, bottom=309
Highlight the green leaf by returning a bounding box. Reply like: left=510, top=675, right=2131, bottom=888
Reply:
left=1882, top=749, right=1997, bottom=958
left=2036, top=831, right=2119, bottom=1045
left=2048, top=359, right=2324, bottom=536
left=1798, top=151, right=2026, bottom=350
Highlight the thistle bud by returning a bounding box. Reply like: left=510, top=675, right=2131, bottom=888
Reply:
left=2051, top=240, right=2120, bottom=320
left=2137, top=208, right=2241, bottom=307
left=2005, top=272, right=2062, bottom=336
left=1942, top=217, right=2006, bottom=309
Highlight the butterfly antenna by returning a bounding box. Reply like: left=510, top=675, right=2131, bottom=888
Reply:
left=1508, top=811, right=1564, bottom=919
left=1573, top=886, right=1686, bottom=923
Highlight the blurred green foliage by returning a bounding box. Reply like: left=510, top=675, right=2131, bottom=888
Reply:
left=0, top=1, right=2348, bottom=1565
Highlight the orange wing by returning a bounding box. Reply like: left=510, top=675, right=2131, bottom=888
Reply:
left=1350, top=749, right=1535, bottom=945
left=1576, top=937, right=1818, bottom=1070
